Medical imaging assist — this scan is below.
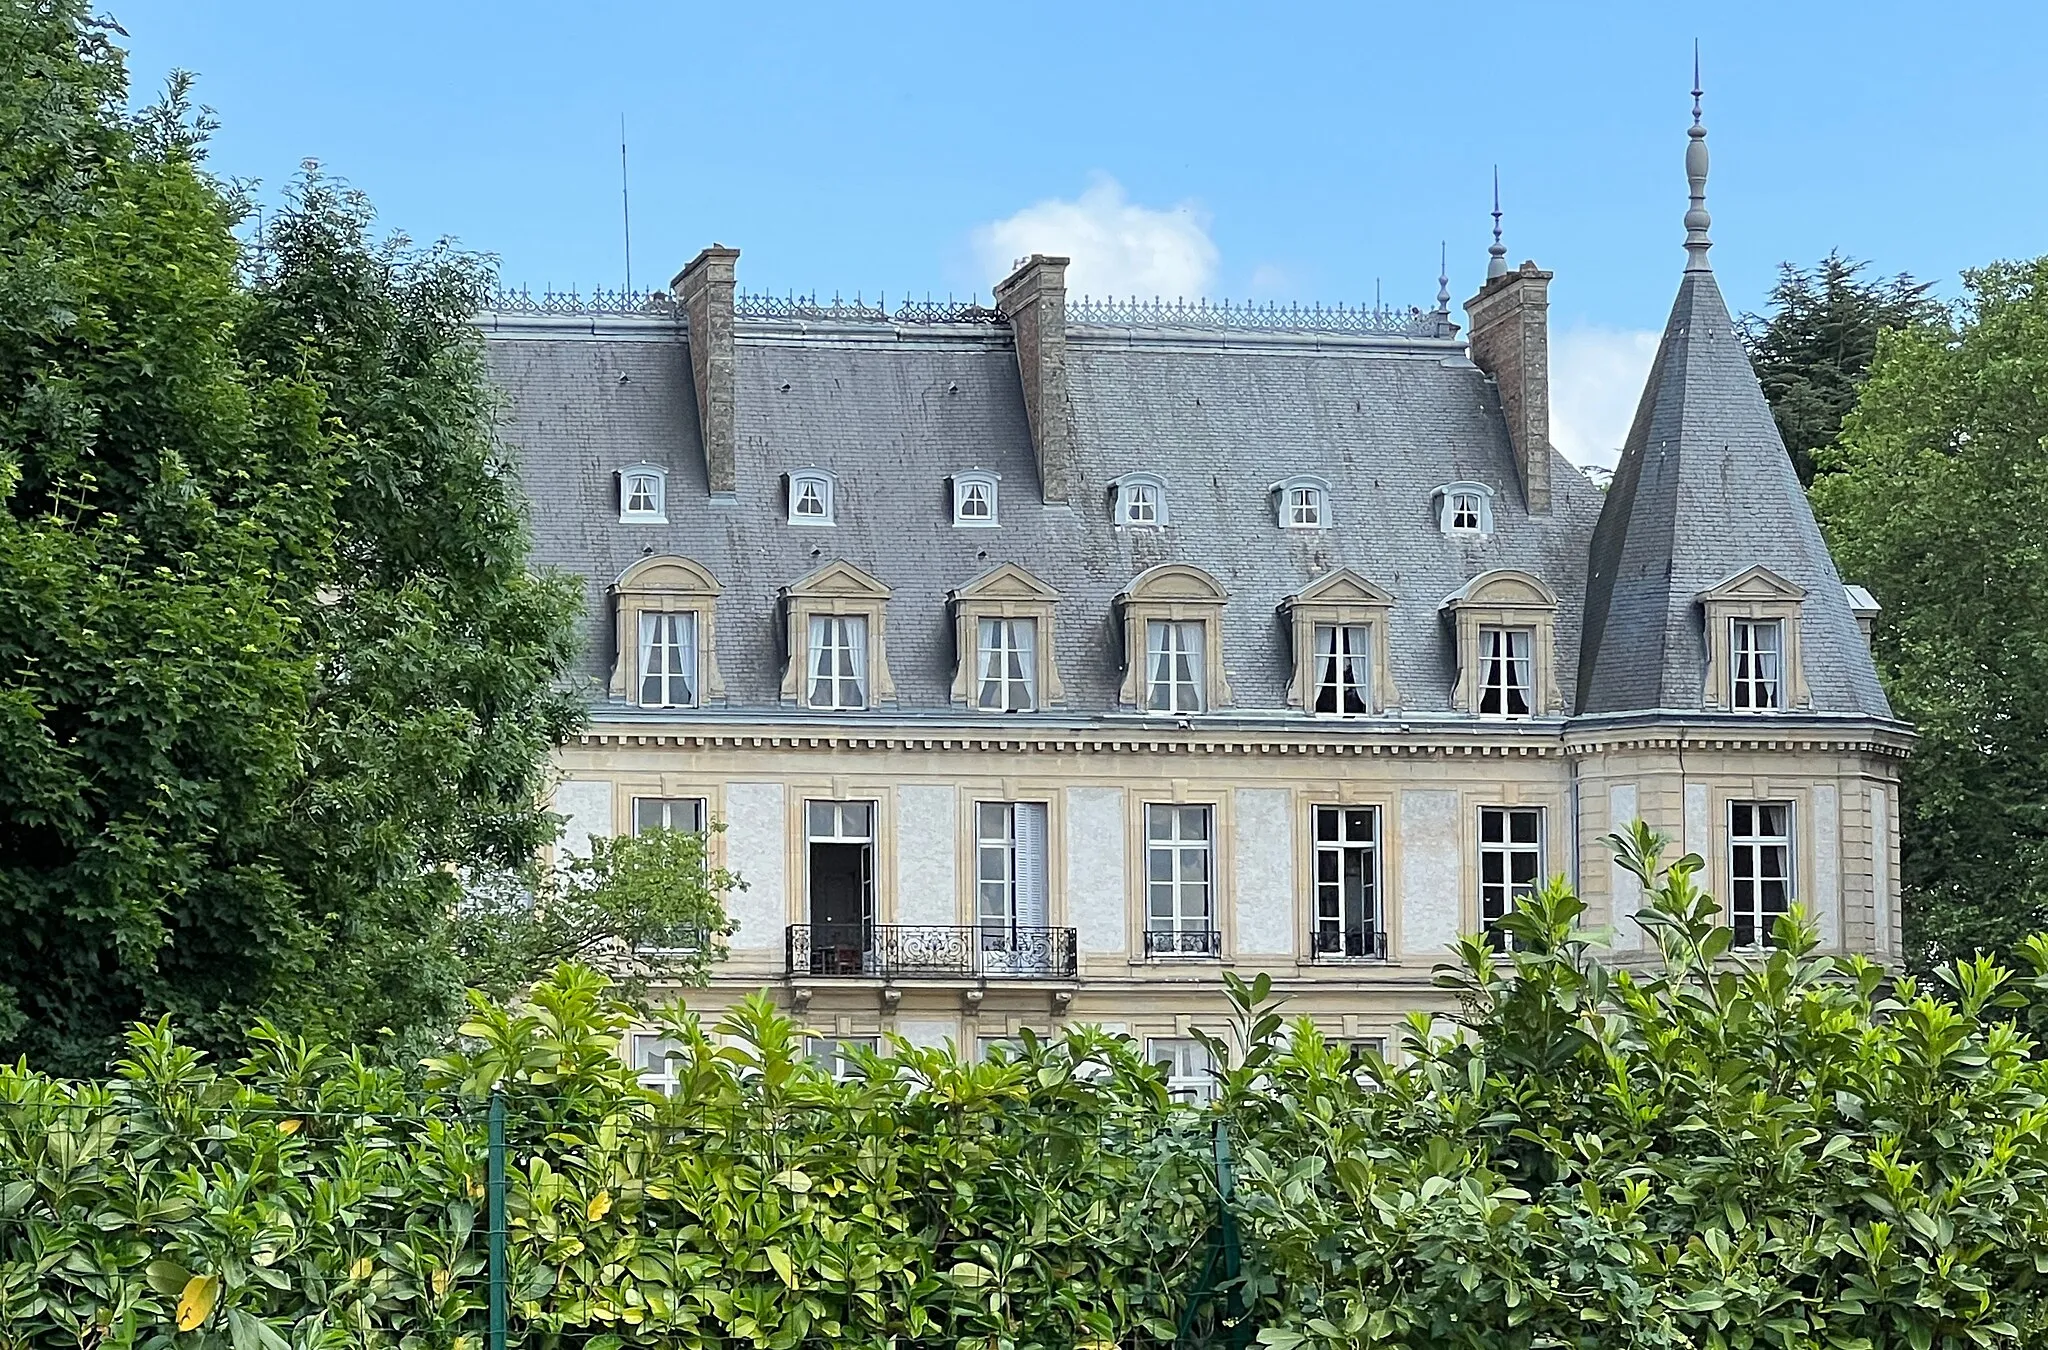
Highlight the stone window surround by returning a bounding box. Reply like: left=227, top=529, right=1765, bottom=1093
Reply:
left=1440, top=569, right=1563, bottom=716
left=779, top=560, right=898, bottom=709
left=1270, top=473, right=1333, bottom=530
left=947, top=562, right=1066, bottom=710
left=1698, top=565, right=1810, bottom=712
left=1126, top=786, right=1230, bottom=964
left=1433, top=480, right=1496, bottom=537
left=1115, top=563, right=1233, bottom=712
left=951, top=470, right=1000, bottom=528
left=1281, top=569, right=1401, bottom=716
left=779, top=777, right=896, bottom=926
left=1460, top=785, right=1564, bottom=938
left=617, top=462, right=669, bottom=524
left=950, top=785, right=1064, bottom=929
left=609, top=555, right=726, bottom=706
left=1290, top=785, right=1400, bottom=967
left=1109, top=470, right=1170, bottom=527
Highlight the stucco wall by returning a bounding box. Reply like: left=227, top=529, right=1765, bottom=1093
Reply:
left=722, top=782, right=787, bottom=949
left=1398, top=789, right=1460, bottom=956
left=1232, top=788, right=1294, bottom=955
left=894, top=785, right=956, bottom=926
left=1066, top=786, right=1126, bottom=954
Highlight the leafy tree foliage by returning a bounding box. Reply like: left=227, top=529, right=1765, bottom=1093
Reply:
left=1741, top=250, right=1943, bottom=483
left=6, top=834, right=2048, bottom=1348
left=0, top=1, right=583, bottom=1073
left=1811, top=257, right=2048, bottom=970
left=456, top=825, right=741, bottom=1006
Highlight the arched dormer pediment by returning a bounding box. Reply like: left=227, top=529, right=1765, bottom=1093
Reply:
left=1118, top=562, right=1228, bottom=606
left=613, top=554, right=722, bottom=598
left=785, top=558, right=891, bottom=601
left=608, top=554, right=725, bottom=706
left=1439, top=568, right=1557, bottom=613
left=1440, top=569, right=1563, bottom=716
left=949, top=561, right=1061, bottom=605
left=1115, top=563, right=1231, bottom=712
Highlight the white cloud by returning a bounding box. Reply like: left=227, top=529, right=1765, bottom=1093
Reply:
left=1550, top=326, right=1661, bottom=471
left=972, top=177, right=1219, bottom=300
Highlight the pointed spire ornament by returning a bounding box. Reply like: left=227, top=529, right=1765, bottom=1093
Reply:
left=1487, top=167, right=1508, bottom=281
left=1436, top=241, right=1451, bottom=312
left=1684, top=42, right=1713, bottom=272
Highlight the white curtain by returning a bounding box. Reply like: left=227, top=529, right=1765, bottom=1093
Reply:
left=807, top=615, right=833, bottom=705
left=1343, top=626, right=1370, bottom=704
left=841, top=616, right=868, bottom=706
left=1010, top=619, right=1036, bottom=709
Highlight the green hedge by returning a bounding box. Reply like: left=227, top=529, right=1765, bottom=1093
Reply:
left=7, top=826, right=2048, bottom=1350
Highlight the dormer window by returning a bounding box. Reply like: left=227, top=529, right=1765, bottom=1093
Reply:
left=618, top=464, right=667, bottom=523
left=1441, top=570, right=1561, bottom=717
left=1435, top=481, right=1495, bottom=537
left=788, top=470, right=835, bottom=526
left=952, top=471, right=999, bottom=527
left=1699, top=567, right=1809, bottom=712
left=1271, top=475, right=1331, bottom=530
left=1111, top=473, right=1169, bottom=528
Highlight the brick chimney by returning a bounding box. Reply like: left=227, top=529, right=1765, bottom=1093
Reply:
left=993, top=254, right=1076, bottom=505
left=1463, top=261, right=1553, bottom=516
left=674, top=245, right=740, bottom=500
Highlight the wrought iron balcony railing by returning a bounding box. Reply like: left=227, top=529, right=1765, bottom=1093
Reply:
left=1142, top=927, right=1224, bottom=958
left=786, top=924, right=1077, bottom=980
left=1308, top=925, right=1390, bottom=962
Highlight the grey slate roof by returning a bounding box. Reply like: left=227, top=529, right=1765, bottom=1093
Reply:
left=485, top=316, right=1607, bottom=721
left=1576, top=268, right=1892, bottom=718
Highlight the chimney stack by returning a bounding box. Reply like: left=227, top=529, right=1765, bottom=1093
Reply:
left=674, top=245, right=740, bottom=500
left=1464, top=261, right=1553, bottom=516
left=993, top=254, right=1076, bottom=505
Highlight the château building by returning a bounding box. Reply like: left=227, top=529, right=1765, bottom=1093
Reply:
left=482, top=98, right=1909, bottom=1093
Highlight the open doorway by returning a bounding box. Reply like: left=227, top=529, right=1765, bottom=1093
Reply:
left=806, top=800, right=874, bottom=974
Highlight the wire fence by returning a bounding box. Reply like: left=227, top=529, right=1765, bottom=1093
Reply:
left=0, top=1086, right=1249, bottom=1347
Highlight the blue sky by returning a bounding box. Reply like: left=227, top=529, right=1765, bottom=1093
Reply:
left=122, top=1, right=2047, bottom=466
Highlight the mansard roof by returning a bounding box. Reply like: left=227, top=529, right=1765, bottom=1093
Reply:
left=1576, top=268, right=1891, bottom=718
left=487, top=313, right=1605, bottom=717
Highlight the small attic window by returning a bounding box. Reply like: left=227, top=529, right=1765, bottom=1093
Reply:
left=1112, top=472, right=1169, bottom=527
left=952, top=471, right=999, bottom=527
left=1435, top=481, right=1495, bottom=537
left=788, top=470, right=835, bottom=526
left=1272, top=475, right=1331, bottom=530
left=619, top=463, right=667, bottom=524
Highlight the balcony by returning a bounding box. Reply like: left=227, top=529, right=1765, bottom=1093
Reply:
left=786, top=924, right=1077, bottom=980
left=1142, top=927, right=1224, bottom=958
left=1308, top=925, right=1389, bottom=962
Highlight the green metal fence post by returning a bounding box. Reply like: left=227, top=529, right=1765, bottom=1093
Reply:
left=488, top=1089, right=507, bottom=1350
left=1212, top=1120, right=1250, bottom=1348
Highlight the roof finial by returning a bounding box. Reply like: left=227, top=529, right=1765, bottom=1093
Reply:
left=1684, top=41, right=1713, bottom=272
left=1436, top=241, right=1451, bottom=312
left=1487, top=166, right=1508, bottom=281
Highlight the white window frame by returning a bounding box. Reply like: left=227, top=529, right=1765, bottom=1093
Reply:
left=635, top=610, right=699, bottom=708
left=952, top=472, right=999, bottom=527
left=976, top=802, right=1052, bottom=974
left=805, top=1035, right=878, bottom=1081
left=1112, top=472, right=1169, bottom=527
left=1271, top=474, right=1331, bottom=530
left=1146, top=1037, right=1217, bottom=1104
left=1476, top=626, right=1534, bottom=717
left=806, top=614, right=869, bottom=711
left=1144, top=803, right=1215, bottom=954
left=788, top=470, right=836, bottom=526
left=618, top=464, right=668, bottom=524
left=631, top=1033, right=684, bottom=1094
left=1311, top=622, right=1372, bottom=717
left=975, top=616, right=1038, bottom=712
left=1311, top=805, right=1382, bottom=959
left=1479, top=806, right=1543, bottom=950
left=1730, top=617, right=1783, bottom=711
left=1144, top=619, right=1206, bottom=714
left=631, top=796, right=706, bottom=836
left=1729, top=800, right=1794, bottom=948
left=1435, top=480, right=1495, bottom=537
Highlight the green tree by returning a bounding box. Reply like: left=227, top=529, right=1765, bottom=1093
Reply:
left=1741, top=250, right=1944, bottom=483
left=456, top=825, right=741, bottom=1006
left=1812, top=257, right=2048, bottom=969
left=0, top=2, right=584, bottom=1073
